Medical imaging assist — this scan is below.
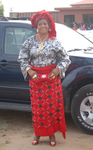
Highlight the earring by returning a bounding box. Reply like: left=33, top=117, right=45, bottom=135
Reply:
left=37, top=29, right=39, bottom=33
left=49, top=29, right=51, bottom=32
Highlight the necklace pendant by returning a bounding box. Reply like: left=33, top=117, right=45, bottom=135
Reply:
left=39, top=43, right=44, bottom=51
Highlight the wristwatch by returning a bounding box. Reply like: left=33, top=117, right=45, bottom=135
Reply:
left=26, top=67, right=31, bottom=72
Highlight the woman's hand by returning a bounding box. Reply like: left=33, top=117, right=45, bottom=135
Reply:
left=49, top=68, right=60, bottom=79
left=27, top=69, right=38, bottom=80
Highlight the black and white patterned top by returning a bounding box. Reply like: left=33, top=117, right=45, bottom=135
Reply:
left=18, top=35, right=71, bottom=80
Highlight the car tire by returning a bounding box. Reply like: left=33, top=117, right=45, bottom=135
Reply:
left=71, top=84, right=93, bottom=134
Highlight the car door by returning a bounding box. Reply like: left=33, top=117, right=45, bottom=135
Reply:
left=0, top=22, right=36, bottom=104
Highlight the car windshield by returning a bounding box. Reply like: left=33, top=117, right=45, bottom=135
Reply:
left=56, top=23, right=93, bottom=51
left=78, top=30, right=93, bottom=43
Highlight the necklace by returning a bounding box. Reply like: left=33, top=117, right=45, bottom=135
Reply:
left=38, top=34, right=48, bottom=54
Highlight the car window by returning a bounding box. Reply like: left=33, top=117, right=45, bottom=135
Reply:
left=4, top=27, right=35, bottom=55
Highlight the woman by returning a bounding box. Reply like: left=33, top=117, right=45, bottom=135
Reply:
left=18, top=10, right=71, bottom=146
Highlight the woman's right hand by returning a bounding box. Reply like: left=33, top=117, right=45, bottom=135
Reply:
left=27, top=69, right=38, bottom=80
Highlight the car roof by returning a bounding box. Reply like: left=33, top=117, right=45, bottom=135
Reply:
left=0, top=19, right=31, bottom=24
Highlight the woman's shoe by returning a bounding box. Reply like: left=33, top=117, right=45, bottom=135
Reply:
left=32, top=135, right=40, bottom=145
left=49, top=141, right=56, bottom=146
left=49, top=135, right=56, bottom=146
left=32, top=141, right=39, bottom=145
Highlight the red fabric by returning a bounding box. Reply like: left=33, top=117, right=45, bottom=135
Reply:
left=30, top=63, right=57, bottom=74
left=30, top=10, right=56, bottom=39
left=29, top=64, right=67, bottom=138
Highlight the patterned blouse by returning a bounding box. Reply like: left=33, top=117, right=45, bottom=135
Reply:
left=18, top=35, right=71, bottom=80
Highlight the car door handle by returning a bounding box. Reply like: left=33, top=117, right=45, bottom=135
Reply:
left=0, top=60, right=9, bottom=66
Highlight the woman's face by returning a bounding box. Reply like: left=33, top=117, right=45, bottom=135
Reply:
left=37, top=19, right=50, bottom=34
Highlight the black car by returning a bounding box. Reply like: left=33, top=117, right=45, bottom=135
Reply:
left=0, top=18, right=93, bottom=135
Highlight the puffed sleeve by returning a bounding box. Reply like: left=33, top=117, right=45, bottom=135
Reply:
left=18, top=37, right=32, bottom=80
left=55, top=39, right=71, bottom=78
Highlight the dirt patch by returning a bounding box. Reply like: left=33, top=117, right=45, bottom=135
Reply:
left=0, top=110, right=92, bottom=150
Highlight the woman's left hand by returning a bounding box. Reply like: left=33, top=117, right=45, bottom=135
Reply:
left=49, top=68, right=60, bottom=79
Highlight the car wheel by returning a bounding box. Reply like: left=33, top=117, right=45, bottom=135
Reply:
left=71, top=84, right=93, bottom=134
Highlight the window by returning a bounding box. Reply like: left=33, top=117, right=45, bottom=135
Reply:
left=83, top=14, right=93, bottom=25
left=64, top=15, right=75, bottom=26
left=4, top=27, right=35, bottom=55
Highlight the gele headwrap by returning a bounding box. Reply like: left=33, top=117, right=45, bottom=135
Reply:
left=30, top=10, right=56, bottom=40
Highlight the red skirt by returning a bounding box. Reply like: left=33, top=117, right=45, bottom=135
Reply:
left=29, top=64, right=67, bottom=139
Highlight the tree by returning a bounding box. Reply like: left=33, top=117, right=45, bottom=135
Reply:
left=0, top=0, right=4, bottom=15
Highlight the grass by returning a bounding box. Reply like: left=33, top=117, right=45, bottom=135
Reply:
left=0, top=139, right=11, bottom=147
left=0, top=143, right=5, bottom=146
left=0, top=123, right=8, bottom=131
left=5, top=139, right=10, bottom=144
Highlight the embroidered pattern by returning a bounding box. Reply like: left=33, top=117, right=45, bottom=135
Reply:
left=18, top=35, right=71, bottom=80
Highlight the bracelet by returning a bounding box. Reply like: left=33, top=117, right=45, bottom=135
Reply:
left=26, top=67, right=31, bottom=72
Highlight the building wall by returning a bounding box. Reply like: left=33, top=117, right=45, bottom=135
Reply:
left=9, top=8, right=93, bottom=26
left=59, top=9, right=93, bottom=24
left=10, top=12, right=19, bottom=18
left=13, top=11, right=60, bottom=23
left=71, top=4, right=93, bottom=7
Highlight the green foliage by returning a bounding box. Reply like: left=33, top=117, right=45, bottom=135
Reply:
left=0, top=0, right=4, bottom=15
